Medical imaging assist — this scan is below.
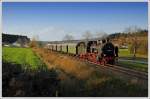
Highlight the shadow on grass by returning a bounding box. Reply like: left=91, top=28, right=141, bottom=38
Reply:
left=2, top=61, right=148, bottom=97
left=83, top=77, right=148, bottom=97
left=2, top=61, right=60, bottom=97
left=58, top=75, right=148, bottom=97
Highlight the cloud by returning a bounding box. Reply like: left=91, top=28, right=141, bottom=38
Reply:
left=35, top=26, right=66, bottom=41
left=38, top=26, right=65, bottom=34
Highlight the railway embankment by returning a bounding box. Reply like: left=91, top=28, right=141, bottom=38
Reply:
left=32, top=48, right=148, bottom=96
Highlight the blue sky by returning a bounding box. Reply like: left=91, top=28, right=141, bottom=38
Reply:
left=3, top=2, right=148, bottom=41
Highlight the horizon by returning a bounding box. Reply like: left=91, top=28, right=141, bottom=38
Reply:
left=2, top=29, right=148, bottom=42
left=3, top=2, right=148, bottom=41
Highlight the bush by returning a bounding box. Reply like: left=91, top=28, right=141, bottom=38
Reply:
left=2, top=61, right=60, bottom=97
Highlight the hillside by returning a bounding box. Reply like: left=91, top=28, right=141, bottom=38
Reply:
left=2, top=33, right=30, bottom=44
left=109, top=30, right=148, bottom=57
left=2, top=34, right=30, bottom=47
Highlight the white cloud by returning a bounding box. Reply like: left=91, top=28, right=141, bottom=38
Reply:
left=35, top=26, right=66, bottom=41
left=38, top=26, right=65, bottom=34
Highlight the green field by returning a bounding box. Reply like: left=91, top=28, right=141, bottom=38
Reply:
left=119, top=49, right=133, bottom=57
left=118, top=48, right=148, bottom=72
left=119, top=48, right=148, bottom=58
left=116, top=61, right=147, bottom=72
left=2, top=47, right=45, bottom=70
left=2, top=47, right=59, bottom=96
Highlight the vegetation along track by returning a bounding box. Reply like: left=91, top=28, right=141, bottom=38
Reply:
left=65, top=52, right=148, bottom=85
left=105, top=64, right=148, bottom=80
left=36, top=48, right=148, bottom=87
left=86, top=60, right=147, bottom=80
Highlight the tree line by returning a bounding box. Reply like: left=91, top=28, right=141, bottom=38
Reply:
left=2, top=33, right=30, bottom=45
left=62, top=26, right=148, bottom=58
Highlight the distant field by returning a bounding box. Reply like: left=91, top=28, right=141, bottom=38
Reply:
left=117, top=61, right=147, bottom=72
left=119, top=49, right=132, bottom=57
left=118, top=48, right=148, bottom=72
left=54, top=46, right=147, bottom=59
left=2, top=47, right=45, bottom=70
left=119, top=48, right=147, bottom=58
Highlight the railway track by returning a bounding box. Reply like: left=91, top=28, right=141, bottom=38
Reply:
left=48, top=50, right=148, bottom=82
left=89, top=61, right=148, bottom=80
left=71, top=55, right=148, bottom=81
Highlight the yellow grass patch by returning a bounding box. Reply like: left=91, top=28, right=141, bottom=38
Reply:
left=33, top=48, right=95, bottom=79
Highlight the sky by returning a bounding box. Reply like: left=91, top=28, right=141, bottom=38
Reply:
left=3, top=2, right=148, bottom=41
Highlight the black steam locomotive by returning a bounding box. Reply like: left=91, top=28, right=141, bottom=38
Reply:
left=46, top=38, right=117, bottom=65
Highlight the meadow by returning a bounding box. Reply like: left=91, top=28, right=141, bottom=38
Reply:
left=2, top=47, right=148, bottom=97
left=119, top=49, right=132, bottom=57
left=2, top=47, right=59, bottom=96
left=118, top=48, right=148, bottom=72
left=119, top=48, right=148, bottom=58
left=33, top=48, right=148, bottom=97
left=2, top=47, right=46, bottom=70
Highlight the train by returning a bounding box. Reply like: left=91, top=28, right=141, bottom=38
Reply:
left=46, top=39, right=117, bottom=65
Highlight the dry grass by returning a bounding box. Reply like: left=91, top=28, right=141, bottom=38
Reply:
left=33, top=48, right=95, bottom=79
left=32, top=48, right=148, bottom=97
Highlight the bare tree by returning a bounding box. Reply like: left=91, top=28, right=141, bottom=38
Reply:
left=125, top=26, right=142, bottom=58
left=82, top=31, right=93, bottom=41
left=29, top=36, right=39, bottom=48
left=30, top=35, right=44, bottom=48
left=124, top=26, right=141, bottom=34
left=95, top=31, right=108, bottom=39
left=63, top=34, right=74, bottom=41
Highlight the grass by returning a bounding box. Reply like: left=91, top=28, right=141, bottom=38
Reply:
left=117, top=61, right=148, bottom=72
left=84, top=77, right=147, bottom=97
left=2, top=47, right=46, bottom=70
left=2, top=47, right=147, bottom=96
left=119, top=48, right=148, bottom=58
left=119, top=49, right=133, bottom=57
left=33, top=48, right=95, bottom=79
left=2, top=47, right=60, bottom=96
left=2, top=61, right=59, bottom=97
left=33, top=48, right=148, bottom=97
left=118, top=48, right=148, bottom=72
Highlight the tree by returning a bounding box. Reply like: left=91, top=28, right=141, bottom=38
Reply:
left=29, top=37, right=38, bottom=48
left=95, top=31, right=108, bottom=39
left=129, top=38, right=141, bottom=58
left=63, top=34, right=74, bottom=41
left=124, top=26, right=142, bottom=58
left=124, top=26, right=141, bottom=34
left=82, top=31, right=93, bottom=41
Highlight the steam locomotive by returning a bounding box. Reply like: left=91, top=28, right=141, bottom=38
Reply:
left=46, top=39, right=116, bottom=65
